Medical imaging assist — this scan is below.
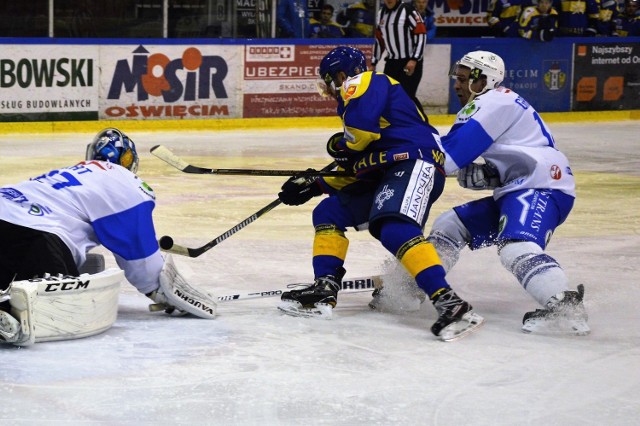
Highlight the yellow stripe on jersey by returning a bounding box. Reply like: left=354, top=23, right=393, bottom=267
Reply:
left=313, top=224, right=349, bottom=260
left=397, top=236, right=442, bottom=278
left=321, top=175, right=359, bottom=191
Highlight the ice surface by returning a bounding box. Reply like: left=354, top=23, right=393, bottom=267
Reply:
left=1, top=120, right=639, bottom=425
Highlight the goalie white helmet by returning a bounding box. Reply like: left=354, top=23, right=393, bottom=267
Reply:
left=450, top=51, right=505, bottom=97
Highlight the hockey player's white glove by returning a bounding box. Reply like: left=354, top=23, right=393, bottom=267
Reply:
left=457, top=163, right=501, bottom=190
left=147, top=255, right=217, bottom=319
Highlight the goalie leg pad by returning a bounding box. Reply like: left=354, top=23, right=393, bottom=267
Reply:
left=9, top=268, right=123, bottom=346
left=158, top=255, right=217, bottom=319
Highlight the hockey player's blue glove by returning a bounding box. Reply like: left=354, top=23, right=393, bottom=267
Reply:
left=278, top=172, right=323, bottom=206
left=326, top=132, right=356, bottom=171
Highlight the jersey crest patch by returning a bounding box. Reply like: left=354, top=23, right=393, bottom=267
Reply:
left=460, top=101, right=480, bottom=119
left=375, top=185, right=394, bottom=210
left=344, top=83, right=358, bottom=100
left=139, top=181, right=156, bottom=200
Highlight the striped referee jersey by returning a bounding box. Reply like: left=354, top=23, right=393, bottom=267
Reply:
left=372, top=1, right=426, bottom=65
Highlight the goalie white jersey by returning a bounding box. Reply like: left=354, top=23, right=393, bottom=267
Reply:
left=0, top=160, right=163, bottom=294
left=440, top=87, right=576, bottom=200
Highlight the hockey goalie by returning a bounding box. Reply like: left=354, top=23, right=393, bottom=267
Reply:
left=0, top=128, right=217, bottom=346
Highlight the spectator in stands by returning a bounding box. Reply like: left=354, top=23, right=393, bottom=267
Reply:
left=336, top=0, right=377, bottom=37
left=519, top=0, right=559, bottom=41
left=309, top=4, right=345, bottom=38
left=553, top=0, right=600, bottom=36
left=598, top=0, right=620, bottom=35
left=277, top=0, right=309, bottom=38
left=414, top=0, right=437, bottom=40
left=487, top=0, right=523, bottom=37
left=614, top=0, right=640, bottom=36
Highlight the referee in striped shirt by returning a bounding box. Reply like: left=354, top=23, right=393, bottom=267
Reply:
left=372, top=0, right=427, bottom=107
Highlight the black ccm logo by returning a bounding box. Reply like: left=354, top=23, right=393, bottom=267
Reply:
left=29, top=276, right=90, bottom=292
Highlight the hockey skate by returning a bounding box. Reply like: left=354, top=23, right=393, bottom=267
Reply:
left=278, top=268, right=345, bottom=319
left=431, top=289, right=484, bottom=342
left=522, top=284, right=590, bottom=335
left=0, top=310, right=21, bottom=343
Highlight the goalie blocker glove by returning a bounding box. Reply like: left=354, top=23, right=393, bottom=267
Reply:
left=278, top=172, right=323, bottom=206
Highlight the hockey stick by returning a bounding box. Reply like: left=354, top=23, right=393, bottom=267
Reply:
left=150, top=145, right=352, bottom=177
left=216, top=275, right=381, bottom=302
left=159, top=161, right=338, bottom=258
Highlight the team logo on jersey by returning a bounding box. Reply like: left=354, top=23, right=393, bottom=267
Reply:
left=459, top=101, right=479, bottom=120
left=498, top=215, right=507, bottom=236
left=0, top=187, right=27, bottom=203
left=29, top=203, right=51, bottom=216
left=344, top=83, right=358, bottom=100
left=375, top=185, right=394, bottom=210
left=550, top=165, right=562, bottom=180
left=139, top=181, right=156, bottom=199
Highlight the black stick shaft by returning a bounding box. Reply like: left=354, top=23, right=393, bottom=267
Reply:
left=160, top=161, right=337, bottom=258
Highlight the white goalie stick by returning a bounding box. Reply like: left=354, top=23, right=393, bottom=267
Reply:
left=216, top=275, right=381, bottom=302
left=150, top=145, right=351, bottom=177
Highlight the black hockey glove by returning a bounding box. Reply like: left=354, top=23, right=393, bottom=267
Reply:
left=326, top=132, right=356, bottom=171
left=278, top=172, right=323, bottom=206
left=539, top=28, right=555, bottom=42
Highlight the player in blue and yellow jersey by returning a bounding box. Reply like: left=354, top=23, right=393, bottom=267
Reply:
left=553, top=0, right=601, bottom=35
left=519, top=0, right=559, bottom=41
left=276, top=46, right=483, bottom=341
left=614, top=0, right=640, bottom=36
left=336, top=0, right=377, bottom=37
left=487, top=0, right=524, bottom=37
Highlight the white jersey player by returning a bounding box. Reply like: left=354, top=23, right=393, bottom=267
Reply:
left=0, top=128, right=217, bottom=345
left=425, top=51, right=589, bottom=335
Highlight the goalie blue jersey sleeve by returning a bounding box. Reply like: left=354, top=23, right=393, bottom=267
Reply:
left=0, top=160, right=163, bottom=294
left=440, top=87, right=576, bottom=200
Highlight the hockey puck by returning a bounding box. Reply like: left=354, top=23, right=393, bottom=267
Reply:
left=159, top=236, right=174, bottom=250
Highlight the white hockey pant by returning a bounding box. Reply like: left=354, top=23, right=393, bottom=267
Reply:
left=426, top=209, right=471, bottom=273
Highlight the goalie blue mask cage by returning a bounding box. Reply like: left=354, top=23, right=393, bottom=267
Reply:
left=86, top=128, right=139, bottom=173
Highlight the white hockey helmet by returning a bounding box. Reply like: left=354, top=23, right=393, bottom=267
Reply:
left=452, top=50, right=505, bottom=93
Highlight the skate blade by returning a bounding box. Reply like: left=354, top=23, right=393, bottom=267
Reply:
left=438, top=312, right=484, bottom=342
left=277, top=301, right=333, bottom=319
left=522, top=317, right=591, bottom=336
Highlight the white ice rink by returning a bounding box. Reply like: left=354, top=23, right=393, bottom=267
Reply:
left=1, top=118, right=639, bottom=425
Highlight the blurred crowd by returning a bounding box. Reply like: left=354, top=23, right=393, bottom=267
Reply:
left=278, top=0, right=639, bottom=40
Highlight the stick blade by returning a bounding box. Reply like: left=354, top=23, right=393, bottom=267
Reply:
left=150, top=145, right=191, bottom=172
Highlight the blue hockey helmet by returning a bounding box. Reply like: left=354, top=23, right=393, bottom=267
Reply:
left=86, top=128, right=139, bottom=173
left=319, top=46, right=367, bottom=86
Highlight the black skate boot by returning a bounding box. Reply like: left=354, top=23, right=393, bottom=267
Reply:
left=278, top=267, right=345, bottom=318
left=430, top=288, right=484, bottom=341
left=522, top=284, right=590, bottom=335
